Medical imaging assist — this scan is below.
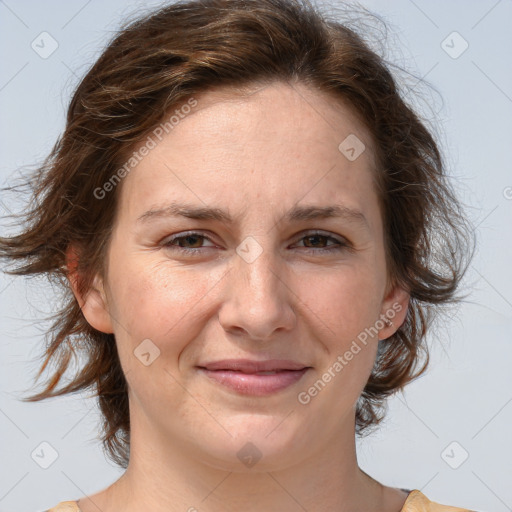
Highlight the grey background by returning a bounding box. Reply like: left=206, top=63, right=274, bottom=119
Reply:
left=0, top=1, right=511, bottom=511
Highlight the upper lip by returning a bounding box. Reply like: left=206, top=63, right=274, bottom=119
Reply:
left=198, top=359, right=310, bottom=373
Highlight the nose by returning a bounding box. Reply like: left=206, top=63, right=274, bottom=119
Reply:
left=218, top=240, right=296, bottom=341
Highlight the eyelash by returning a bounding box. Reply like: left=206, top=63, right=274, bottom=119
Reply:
left=162, top=231, right=350, bottom=255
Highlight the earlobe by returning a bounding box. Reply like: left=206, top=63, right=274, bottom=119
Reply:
left=378, top=283, right=410, bottom=340
left=65, top=245, right=114, bottom=334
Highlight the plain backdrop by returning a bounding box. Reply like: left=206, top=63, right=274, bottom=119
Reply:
left=0, top=1, right=511, bottom=511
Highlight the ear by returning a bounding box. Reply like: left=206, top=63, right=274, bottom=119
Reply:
left=65, top=245, right=114, bottom=334
left=377, top=280, right=410, bottom=340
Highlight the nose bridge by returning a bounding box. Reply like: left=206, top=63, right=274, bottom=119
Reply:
left=219, top=235, right=295, bottom=338
left=237, top=236, right=280, bottom=299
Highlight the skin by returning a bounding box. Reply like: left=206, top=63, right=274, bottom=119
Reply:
left=69, top=81, right=411, bottom=512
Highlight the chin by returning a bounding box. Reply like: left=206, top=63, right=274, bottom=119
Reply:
left=191, top=415, right=311, bottom=473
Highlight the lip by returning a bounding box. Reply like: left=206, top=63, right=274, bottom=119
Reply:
left=198, top=359, right=309, bottom=372
left=196, top=359, right=311, bottom=396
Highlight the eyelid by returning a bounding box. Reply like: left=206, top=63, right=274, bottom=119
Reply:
left=161, top=230, right=217, bottom=247
left=295, top=229, right=348, bottom=244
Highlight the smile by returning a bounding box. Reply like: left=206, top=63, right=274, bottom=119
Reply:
left=197, top=368, right=310, bottom=396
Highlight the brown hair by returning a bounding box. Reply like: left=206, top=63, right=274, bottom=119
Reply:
left=0, top=0, right=475, bottom=469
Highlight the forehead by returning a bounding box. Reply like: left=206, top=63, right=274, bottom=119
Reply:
left=179, top=81, right=374, bottom=152
left=116, top=81, right=379, bottom=228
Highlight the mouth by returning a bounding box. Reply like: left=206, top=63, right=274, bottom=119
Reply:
left=196, top=359, right=311, bottom=396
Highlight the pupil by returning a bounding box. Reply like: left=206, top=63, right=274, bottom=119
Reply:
left=182, top=235, right=201, bottom=248
left=306, top=235, right=324, bottom=247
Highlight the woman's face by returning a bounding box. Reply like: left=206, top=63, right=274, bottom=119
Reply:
left=78, top=81, right=409, bottom=471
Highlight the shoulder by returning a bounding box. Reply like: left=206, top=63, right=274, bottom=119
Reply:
left=44, top=501, right=81, bottom=512
left=401, top=490, right=477, bottom=512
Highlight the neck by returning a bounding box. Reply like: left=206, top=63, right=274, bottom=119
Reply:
left=81, top=410, right=401, bottom=512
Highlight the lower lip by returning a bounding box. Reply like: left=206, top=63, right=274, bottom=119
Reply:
left=198, top=368, right=309, bottom=396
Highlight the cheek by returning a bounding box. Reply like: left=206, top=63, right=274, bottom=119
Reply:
left=107, top=259, right=222, bottom=363
left=292, top=270, right=381, bottom=429
left=296, top=264, right=384, bottom=342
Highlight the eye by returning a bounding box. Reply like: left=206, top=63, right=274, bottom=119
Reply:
left=162, top=232, right=215, bottom=253
left=292, top=231, right=350, bottom=253
left=162, top=230, right=350, bottom=256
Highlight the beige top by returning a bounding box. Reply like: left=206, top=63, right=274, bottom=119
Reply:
left=45, top=490, right=476, bottom=511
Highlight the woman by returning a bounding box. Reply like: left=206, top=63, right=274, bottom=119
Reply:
left=0, top=0, right=476, bottom=510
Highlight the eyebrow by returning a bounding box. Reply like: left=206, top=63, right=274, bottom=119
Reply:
left=137, top=202, right=369, bottom=229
